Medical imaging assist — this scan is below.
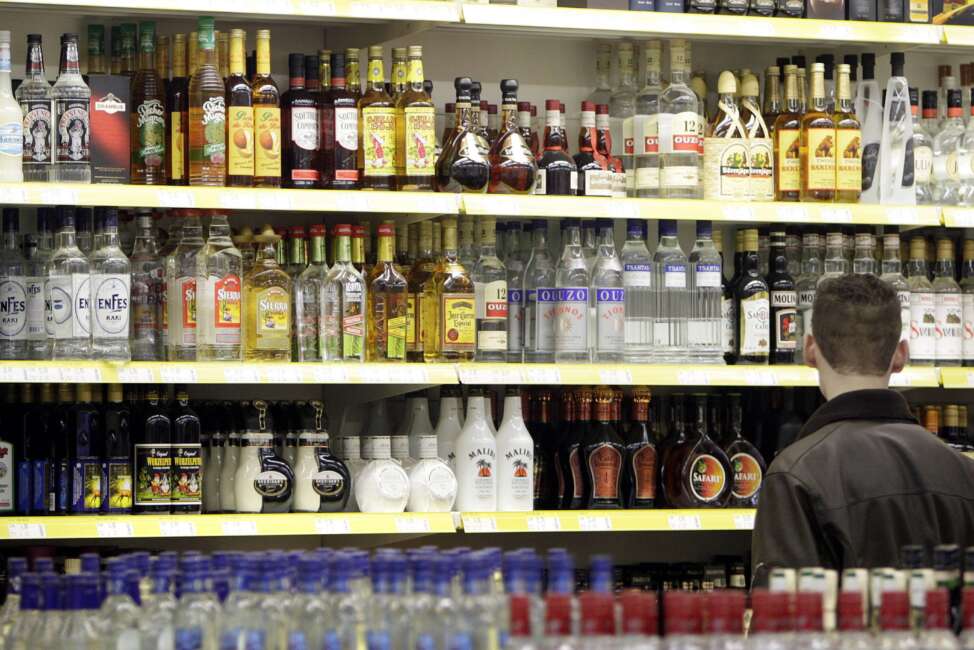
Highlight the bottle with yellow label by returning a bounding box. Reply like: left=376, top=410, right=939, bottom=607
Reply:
left=406, top=220, right=437, bottom=362
left=395, top=45, right=434, bottom=191
left=358, top=46, right=396, bottom=190
left=251, top=30, right=281, bottom=188
left=366, top=222, right=408, bottom=361
left=703, top=71, right=749, bottom=202
left=225, top=29, right=253, bottom=188
left=243, top=225, right=291, bottom=361
left=773, top=65, right=801, bottom=202
left=740, top=73, right=774, bottom=201
left=800, top=62, right=836, bottom=202
left=833, top=63, right=862, bottom=203
left=423, top=216, right=475, bottom=362
left=168, top=33, right=188, bottom=186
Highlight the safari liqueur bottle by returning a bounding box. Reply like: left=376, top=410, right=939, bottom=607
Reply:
left=834, top=63, right=862, bottom=203
left=130, top=22, right=166, bottom=185
left=282, top=53, right=318, bottom=188
left=359, top=46, right=396, bottom=190
left=188, top=18, right=226, bottom=186
left=800, top=62, right=836, bottom=202
left=243, top=226, right=291, bottom=361
left=134, top=388, right=172, bottom=514
left=624, top=387, right=656, bottom=509
left=168, top=33, right=188, bottom=185
left=395, top=45, right=434, bottom=191
left=582, top=388, right=625, bottom=509
left=723, top=393, right=765, bottom=508
left=773, top=65, right=801, bottom=202
left=225, top=29, right=253, bottom=187
left=703, top=71, right=748, bottom=201
left=662, top=394, right=731, bottom=508
left=171, top=388, right=202, bottom=514
left=366, top=223, right=408, bottom=361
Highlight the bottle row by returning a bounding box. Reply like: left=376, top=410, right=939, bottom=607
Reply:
left=621, top=0, right=934, bottom=21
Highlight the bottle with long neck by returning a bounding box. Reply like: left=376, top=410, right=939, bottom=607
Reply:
left=17, top=33, right=52, bottom=182
left=609, top=43, right=636, bottom=195
left=167, top=212, right=204, bottom=361
left=168, top=33, right=188, bottom=185
left=934, top=238, right=962, bottom=367
left=624, top=387, right=656, bottom=509
left=435, top=77, right=489, bottom=193
left=794, top=231, right=822, bottom=364
left=473, top=216, right=508, bottom=362
left=435, top=385, right=464, bottom=469
left=188, top=17, right=226, bottom=186
left=767, top=230, right=797, bottom=365
left=197, top=211, right=242, bottom=361
left=688, top=220, right=722, bottom=364
left=89, top=208, right=131, bottom=361
left=634, top=40, right=662, bottom=199
left=395, top=45, right=434, bottom=191
left=48, top=207, right=90, bottom=359
left=282, top=53, right=318, bottom=190
left=535, top=100, right=576, bottom=196
left=225, top=29, right=253, bottom=188
left=358, top=46, right=395, bottom=190
left=495, top=388, right=534, bottom=512
left=366, top=223, right=407, bottom=362
left=652, top=219, right=689, bottom=363
left=454, top=391, right=498, bottom=512
left=52, top=33, right=90, bottom=183
left=773, top=65, right=801, bottom=202
left=962, top=240, right=974, bottom=367
left=321, top=52, right=360, bottom=189
left=424, top=216, right=475, bottom=362
left=621, top=219, right=653, bottom=363
left=321, top=224, right=366, bottom=361
left=735, top=229, right=769, bottom=365
left=489, top=79, right=536, bottom=194
left=591, top=219, right=624, bottom=362
left=800, top=62, right=836, bottom=202
left=554, top=222, right=590, bottom=362
left=581, top=388, right=624, bottom=510
left=906, top=236, right=936, bottom=365
left=573, top=101, right=605, bottom=197
left=131, top=22, right=166, bottom=185
left=740, top=74, right=773, bottom=201
left=523, top=220, right=555, bottom=363
left=879, top=233, right=911, bottom=347
left=834, top=63, right=863, bottom=203
left=911, top=87, right=934, bottom=205
left=0, top=209, right=26, bottom=359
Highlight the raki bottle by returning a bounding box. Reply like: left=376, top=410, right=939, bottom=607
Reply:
left=554, top=220, right=591, bottom=362
left=293, top=400, right=351, bottom=512
left=0, top=208, right=27, bottom=359
left=591, top=218, right=624, bottom=362
left=454, top=388, right=497, bottom=511
left=47, top=206, right=91, bottom=359
left=16, top=34, right=52, bottom=183
left=495, top=387, right=534, bottom=512
left=90, top=208, right=131, bottom=361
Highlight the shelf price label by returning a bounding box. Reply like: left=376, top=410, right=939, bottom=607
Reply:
left=0, top=366, right=26, bottom=382
left=224, top=367, right=261, bottom=383
left=578, top=515, right=613, bottom=531
left=313, top=366, right=349, bottom=383
left=117, top=367, right=155, bottom=383
left=526, top=515, right=562, bottom=532
left=218, top=192, right=256, bottom=210
left=394, top=517, right=431, bottom=534
left=667, top=514, right=703, bottom=531
left=257, top=193, right=293, bottom=211
left=721, top=205, right=754, bottom=222
left=60, top=367, right=102, bottom=383
left=156, top=190, right=196, bottom=208
left=221, top=520, right=258, bottom=536
left=819, top=206, right=853, bottom=223
left=599, top=369, right=632, bottom=385
left=315, top=518, right=351, bottom=535
left=39, top=187, right=79, bottom=205
left=160, top=366, right=198, bottom=384
left=7, top=522, right=46, bottom=539
left=24, top=366, right=61, bottom=382
left=745, top=371, right=778, bottom=386
left=159, top=520, right=197, bottom=537
left=523, top=368, right=560, bottom=384
left=96, top=521, right=135, bottom=538
left=463, top=515, right=497, bottom=533
left=775, top=206, right=807, bottom=222
left=459, top=367, right=521, bottom=384
left=732, top=512, right=756, bottom=530
left=0, top=186, right=27, bottom=204
left=262, top=366, right=302, bottom=384
left=676, top=370, right=710, bottom=386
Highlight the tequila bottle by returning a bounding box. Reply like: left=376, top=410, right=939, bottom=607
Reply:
left=961, top=240, right=974, bottom=366
left=906, top=236, right=937, bottom=366
left=554, top=221, right=591, bottom=363
left=879, top=233, right=911, bottom=347
left=523, top=220, right=555, bottom=363
left=166, top=210, right=204, bottom=361
left=688, top=220, right=722, bottom=364
left=634, top=40, right=662, bottom=198
left=659, top=40, right=701, bottom=199
left=366, top=223, right=408, bottom=362
left=16, top=33, right=52, bottom=183
left=473, top=215, right=508, bottom=362
left=359, top=46, right=396, bottom=190
left=504, top=222, right=525, bottom=362
left=933, top=238, right=963, bottom=367
left=406, top=221, right=436, bottom=362
left=591, top=218, right=624, bottom=362
left=423, top=216, right=475, bottom=362
left=197, top=210, right=242, bottom=361
left=911, top=88, right=935, bottom=205
left=767, top=230, right=797, bottom=365
left=795, top=231, right=823, bottom=364
left=130, top=22, right=166, bottom=185
left=243, top=226, right=291, bottom=361
left=621, top=219, right=653, bottom=362
left=395, top=45, right=435, bottom=191
left=0, top=209, right=27, bottom=359
left=188, top=17, right=226, bottom=187
left=653, top=219, right=689, bottom=363
left=47, top=207, right=90, bottom=359
left=26, top=209, right=52, bottom=359
left=294, top=225, right=326, bottom=362
left=609, top=43, right=636, bottom=195
left=89, top=208, right=131, bottom=361
left=322, top=224, right=366, bottom=362
left=52, top=33, right=90, bottom=183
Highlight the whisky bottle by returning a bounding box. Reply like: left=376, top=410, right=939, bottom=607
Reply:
left=321, top=224, right=366, bottom=362
left=225, top=29, right=254, bottom=188
left=535, top=100, right=577, bottom=195
left=740, top=74, right=774, bottom=201
left=366, top=223, right=408, bottom=362
left=488, top=79, right=537, bottom=194
left=773, top=65, right=801, bottom=202
left=188, top=18, right=225, bottom=186
left=406, top=220, right=436, bottom=362
left=321, top=52, right=360, bottom=189
left=722, top=393, right=765, bottom=508
left=434, top=77, right=489, bottom=193
left=703, top=71, right=748, bottom=201
left=395, top=45, right=434, bottom=191
left=168, top=33, right=188, bottom=185
left=800, top=62, right=836, bottom=202
left=197, top=211, right=242, bottom=361
left=423, top=216, right=475, bottom=362
left=130, top=22, right=166, bottom=185
left=243, top=225, right=291, bottom=361
left=251, top=30, right=281, bottom=188
left=735, top=228, right=770, bottom=365
left=282, top=54, right=319, bottom=189
left=834, top=63, right=862, bottom=203
left=767, top=231, right=797, bottom=364
left=359, top=46, right=396, bottom=190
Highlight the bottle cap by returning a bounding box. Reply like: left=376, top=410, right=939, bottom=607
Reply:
left=581, top=100, right=595, bottom=112
left=717, top=70, right=737, bottom=95
left=741, top=74, right=759, bottom=97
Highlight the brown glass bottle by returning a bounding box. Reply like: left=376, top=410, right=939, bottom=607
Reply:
left=624, top=387, right=657, bottom=509
left=773, top=65, right=801, bottom=202
left=488, top=79, right=537, bottom=194
left=282, top=54, right=320, bottom=188
left=722, top=393, right=766, bottom=508
left=434, top=77, right=489, bottom=193
left=167, top=33, right=188, bottom=185
left=155, top=35, right=169, bottom=101
left=225, top=29, right=253, bottom=188
left=530, top=389, right=560, bottom=510
left=406, top=220, right=436, bottom=362
left=834, top=63, right=862, bottom=203
left=441, top=102, right=455, bottom=152
left=572, top=100, right=604, bottom=196
left=251, top=31, right=281, bottom=188
left=581, top=387, right=625, bottom=510
left=536, top=100, right=577, bottom=195
left=321, top=52, right=359, bottom=190
left=130, top=21, right=167, bottom=185
left=661, top=394, right=732, bottom=509
left=358, top=46, right=396, bottom=190
left=560, top=387, right=591, bottom=510
left=395, top=45, right=434, bottom=191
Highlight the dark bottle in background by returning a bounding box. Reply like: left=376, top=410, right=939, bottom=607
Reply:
left=582, top=388, right=625, bottom=509
left=722, top=393, right=766, bottom=508
left=171, top=386, right=202, bottom=514
left=535, top=100, right=577, bottom=196
left=561, top=387, right=591, bottom=509
left=102, top=384, right=132, bottom=514
left=623, top=387, right=657, bottom=509
left=282, top=53, right=320, bottom=189
left=321, top=52, right=361, bottom=189
left=768, top=230, right=798, bottom=364
left=134, top=387, right=172, bottom=514
left=69, top=384, right=102, bottom=514
left=488, top=79, right=537, bottom=194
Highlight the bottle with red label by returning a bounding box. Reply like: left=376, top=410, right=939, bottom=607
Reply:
left=661, top=393, right=732, bottom=508
left=595, top=104, right=625, bottom=198
left=623, top=387, right=657, bottom=509
left=320, top=52, right=359, bottom=189
left=166, top=210, right=204, bottom=361
left=473, top=215, right=508, bottom=362
left=580, top=387, right=624, bottom=509
left=722, top=392, right=766, bottom=507
left=282, top=54, right=320, bottom=188
left=573, top=101, right=608, bottom=197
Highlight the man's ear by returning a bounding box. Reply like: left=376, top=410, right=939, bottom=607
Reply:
left=804, top=334, right=818, bottom=369
left=889, top=338, right=909, bottom=374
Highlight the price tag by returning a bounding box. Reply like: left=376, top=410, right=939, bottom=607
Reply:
left=721, top=205, right=754, bottom=222
left=578, top=515, right=613, bottom=531
left=159, top=520, right=197, bottom=537
left=257, top=193, right=293, bottom=211
left=967, top=372, right=974, bottom=388
left=262, top=366, right=302, bottom=384
left=0, top=366, right=26, bottom=382
left=315, top=518, right=351, bottom=535
left=351, top=0, right=414, bottom=18
left=159, top=366, right=198, bottom=384
left=117, top=367, right=155, bottom=383
left=291, top=0, right=337, bottom=14
left=526, top=515, right=562, bottom=532
left=459, top=367, right=520, bottom=384
left=7, top=522, right=46, bottom=539
left=820, top=23, right=854, bottom=40
left=0, top=186, right=27, bottom=204
left=676, top=370, right=710, bottom=386
left=819, top=206, right=853, bottom=223
left=221, top=520, right=258, bottom=536
left=25, top=366, right=60, bottom=382
left=334, top=194, right=370, bottom=213
left=667, top=514, right=702, bottom=531
left=386, top=366, right=429, bottom=384
left=313, top=366, right=349, bottom=383
left=599, top=369, right=632, bottom=384
left=745, top=371, right=778, bottom=386
left=223, top=367, right=260, bottom=383
left=218, top=192, right=256, bottom=210
left=156, top=190, right=195, bottom=208
left=523, top=368, right=560, bottom=384
left=394, top=517, right=431, bottom=534
left=97, top=521, right=135, bottom=538
left=775, top=206, right=807, bottom=222
left=60, top=367, right=102, bottom=383
left=886, top=207, right=919, bottom=225
left=39, top=188, right=79, bottom=205
left=733, top=512, right=756, bottom=530
left=463, top=515, right=497, bottom=533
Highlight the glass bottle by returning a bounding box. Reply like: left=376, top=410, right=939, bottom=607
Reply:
left=405, top=221, right=435, bottom=362
left=293, top=400, right=349, bottom=512
left=225, top=28, right=254, bottom=188
left=623, top=387, right=656, bottom=509
left=937, top=89, right=968, bottom=206
left=89, top=208, right=131, bottom=361
left=458, top=214, right=477, bottom=271
left=473, top=215, right=508, bottom=362
left=166, top=211, right=203, bottom=360
left=774, top=65, right=801, bottom=201
left=453, top=390, right=497, bottom=512
left=321, top=224, right=366, bottom=362
left=801, top=62, right=836, bottom=202
left=834, top=63, right=863, bottom=203
left=609, top=43, right=636, bottom=195
left=905, top=236, right=937, bottom=366
left=581, top=387, right=624, bottom=509
left=47, top=207, right=90, bottom=359
left=395, top=45, right=434, bottom=191
left=248, top=30, right=281, bottom=188
left=934, top=238, right=963, bottom=367
left=322, top=52, right=360, bottom=189
left=197, top=210, right=242, bottom=361
left=767, top=230, right=797, bottom=365
left=0, top=209, right=27, bottom=359
left=282, top=53, right=318, bottom=189
left=170, top=387, right=202, bottom=513
left=688, top=220, right=722, bottom=364
left=652, top=219, right=689, bottom=363
left=661, top=394, right=732, bottom=508
left=102, top=384, right=132, bottom=514
left=424, top=216, right=474, bottom=362
left=702, top=71, right=746, bottom=202
left=573, top=101, right=605, bottom=197
left=735, top=228, right=770, bottom=365
left=434, top=77, right=489, bottom=193
left=554, top=221, right=591, bottom=363
left=243, top=226, right=291, bottom=361
left=911, top=88, right=935, bottom=205
left=488, top=79, right=536, bottom=194
left=17, top=33, right=52, bottom=182
left=740, top=73, right=774, bottom=201
left=794, top=230, right=822, bottom=364
left=503, top=221, right=525, bottom=362
left=659, top=40, right=701, bottom=199
left=634, top=40, right=662, bottom=199
left=852, top=230, right=877, bottom=276
left=366, top=223, right=407, bottom=362
left=188, top=18, right=226, bottom=186
left=876, top=233, right=911, bottom=350
left=167, top=33, right=188, bottom=185
left=26, top=209, right=52, bottom=360
left=722, top=393, right=765, bottom=507
left=359, top=46, right=396, bottom=190
left=52, top=33, right=91, bottom=183
left=292, top=225, right=325, bottom=362
left=130, top=22, right=166, bottom=185
left=535, top=100, right=577, bottom=195
left=134, top=387, right=171, bottom=514
left=962, top=240, right=974, bottom=367
left=523, top=219, right=556, bottom=364
left=621, top=219, right=653, bottom=363
left=591, top=219, right=624, bottom=362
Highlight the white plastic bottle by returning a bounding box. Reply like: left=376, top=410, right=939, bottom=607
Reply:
left=435, top=386, right=464, bottom=469
left=0, top=31, right=23, bottom=183
left=406, top=442, right=457, bottom=512
left=494, top=389, right=534, bottom=512
left=454, top=389, right=498, bottom=511
left=354, top=427, right=410, bottom=513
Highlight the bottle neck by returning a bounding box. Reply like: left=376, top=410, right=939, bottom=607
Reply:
left=564, top=226, right=582, bottom=249
left=207, top=215, right=231, bottom=240
left=59, top=39, right=82, bottom=77
left=26, top=43, right=45, bottom=79
left=771, top=244, right=788, bottom=272
left=543, top=108, right=565, bottom=151
left=579, top=110, right=595, bottom=153
left=501, top=101, right=518, bottom=134
left=935, top=257, right=956, bottom=278
left=57, top=223, right=78, bottom=249
left=882, top=246, right=902, bottom=275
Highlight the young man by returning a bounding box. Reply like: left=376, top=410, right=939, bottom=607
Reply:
left=751, top=273, right=974, bottom=582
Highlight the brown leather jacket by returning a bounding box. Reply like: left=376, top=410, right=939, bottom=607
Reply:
left=751, top=388, right=974, bottom=584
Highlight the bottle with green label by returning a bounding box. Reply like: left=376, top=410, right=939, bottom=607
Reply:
left=130, top=21, right=166, bottom=185
left=188, top=17, right=226, bottom=186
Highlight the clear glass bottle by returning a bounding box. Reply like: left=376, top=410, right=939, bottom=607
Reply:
left=47, top=206, right=90, bottom=359
left=634, top=40, right=662, bottom=198
left=795, top=230, right=823, bottom=364
left=52, top=33, right=90, bottom=183
left=16, top=33, right=52, bottom=183
left=653, top=219, right=689, bottom=363
left=934, top=89, right=966, bottom=206
left=406, top=400, right=457, bottom=513
left=89, top=208, right=131, bottom=361
left=687, top=221, right=722, bottom=364
left=609, top=42, right=636, bottom=195
left=622, top=219, right=653, bottom=363
left=554, top=221, right=591, bottom=363
left=522, top=220, right=556, bottom=364
left=934, top=237, right=963, bottom=367
left=911, top=88, right=935, bottom=204
left=503, top=222, right=525, bottom=363
left=0, top=209, right=27, bottom=359
left=166, top=210, right=204, bottom=361
left=57, top=574, right=101, bottom=649
left=424, top=216, right=475, bottom=362
left=129, top=210, right=163, bottom=360
left=587, top=43, right=613, bottom=107
left=880, top=233, right=911, bottom=348
left=961, top=240, right=974, bottom=367
left=659, top=40, right=701, bottom=199
left=26, top=209, right=52, bottom=359
left=322, top=224, right=366, bottom=362
left=906, top=235, right=937, bottom=366
left=473, top=215, right=508, bottom=362
left=197, top=210, right=242, bottom=361
left=293, top=224, right=326, bottom=362
left=458, top=214, right=477, bottom=271
left=243, top=226, right=292, bottom=361
left=591, top=218, right=624, bottom=362
left=852, top=231, right=878, bottom=276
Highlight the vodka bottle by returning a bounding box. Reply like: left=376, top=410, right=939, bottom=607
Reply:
left=287, top=556, right=330, bottom=650
left=406, top=397, right=457, bottom=512
left=879, top=592, right=915, bottom=650
left=0, top=209, right=27, bottom=359
left=587, top=43, right=612, bottom=107
left=435, top=384, right=464, bottom=468
left=354, top=421, right=410, bottom=513
left=89, top=208, right=131, bottom=361
left=906, top=236, right=937, bottom=365
left=749, top=590, right=793, bottom=650
left=197, top=211, right=242, bottom=361
left=495, top=388, right=534, bottom=512
left=659, top=40, right=702, bottom=199
left=622, top=219, right=653, bottom=362
left=795, top=231, right=823, bottom=363
left=554, top=221, right=590, bottom=362
left=653, top=219, right=688, bottom=363
left=688, top=220, right=722, bottom=364
left=166, top=211, right=204, bottom=360
left=219, top=556, right=267, bottom=648
left=3, top=572, right=40, bottom=650
left=293, top=224, right=326, bottom=362
left=880, top=233, right=911, bottom=345
left=17, top=34, right=53, bottom=182
left=454, top=390, right=497, bottom=511
left=0, top=557, right=25, bottom=640
left=663, top=591, right=706, bottom=650
left=129, top=211, right=164, bottom=361
left=635, top=40, right=662, bottom=198
left=591, top=218, right=624, bottom=362
left=933, top=238, right=963, bottom=367
left=852, top=230, right=878, bottom=276
left=934, top=89, right=966, bottom=206
left=962, top=241, right=974, bottom=367
left=174, top=557, right=221, bottom=649
left=504, top=221, right=525, bottom=362
left=855, top=53, right=882, bottom=203
left=609, top=42, right=636, bottom=194
left=322, top=224, right=366, bottom=361
left=100, top=558, right=142, bottom=649
left=51, top=33, right=91, bottom=183
left=837, top=592, right=871, bottom=650
left=473, top=215, right=508, bottom=362
left=911, top=88, right=935, bottom=204
left=703, top=591, right=744, bottom=650
left=26, top=209, right=52, bottom=359
left=523, top=220, right=556, bottom=363
left=879, top=52, right=915, bottom=205
left=47, top=206, right=90, bottom=359
left=822, top=231, right=849, bottom=279
left=56, top=574, right=100, bottom=649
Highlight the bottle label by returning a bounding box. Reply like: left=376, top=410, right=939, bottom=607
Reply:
left=896, top=289, right=910, bottom=344
left=255, top=285, right=290, bottom=349
left=171, top=443, right=202, bottom=506
left=73, top=273, right=90, bottom=337
left=405, top=294, right=418, bottom=349
left=533, top=168, right=546, bottom=195
left=104, top=460, right=133, bottom=512
left=595, top=287, right=625, bottom=352
left=721, top=296, right=736, bottom=355
left=661, top=165, right=699, bottom=189
left=289, top=105, right=317, bottom=151
left=441, top=293, right=475, bottom=352
left=836, top=129, right=862, bottom=192
left=131, top=267, right=162, bottom=342
left=464, top=447, right=495, bottom=500
left=503, top=445, right=533, bottom=501
left=334, top=106, right=358, bottom=151
left=254, top=469, right=290, bottom=498
left=664, top=263, right=687, bottom=289
left=227, top=106, right=255, bottom=176
left=640, top=114, right=659, bottom=155
left=134, top=443, right=172, bottom=506
left=205, top=274, right=241, bottom=345
left=554, top=287, right=588, bottom=353
left=54, top=99, right=90, bottom=163
left=910, top=291, right=936, bottom=360
left=634, top=167, right=659, bottom=192
left=0, top=442, right=11, bottom=511
left=915, top=144, right=933, bottom=184
left=805, top=127, right=836, bottom=191
left=391, top=435, right=410, bottom=459
left=176, top=276, right=197, bottom=346
left=631, top=445, right=656, bottom=501
left=739, top=291, right=770, bottom=357
left=342, top=281, right=365, bottom=360
left=528, top=287, right=556, bottom=354
left=170, top=111, right=184, bottom=180
left=70, top=460, right=102, bottom=513
left=695, top=263, right=721, bottom=288
left=198, top=96, right=226, bottom=164
left=963, top=293, right=974, bottom=362
left=253, top=106, right=282, bottom=177
left=624, top=263, right=651, bottom=288
left=475, top=280, right=508, bottom=352
left=703, top=137, right=749, bottom=201
left=658, top=111, right=699, bottom=154
left=507, top=288, right=523, bottom=353
left=47, top=275, right=73, bottom=339
left=588, top=443, right=622, bottom=501
left=26, top=276, right=44, bottom=342
left=0, top=276, right=27, bottom=341
left=404, top=105, right=435, bottom=177
left=689, top=454, right=727, bottom=502
left=776, top=129, right=801, bottom=191
left=135, top=99, right=165, bottom=170
left=771, top=290, right=797, bottom=351
left=622, top=115, right=634, bottom=157
left=91, top=273, right=130, bottom=339
left=935, top=293, right=963, bottom=362
left=730, top=452, right=762, bottom=499
left=749, top=137, right=774, bottom=200
left=312, top=469, right=346, bottom=498
left=22, top=100, right=52, bottom=163
left=362, top=106, right=396, bottom=177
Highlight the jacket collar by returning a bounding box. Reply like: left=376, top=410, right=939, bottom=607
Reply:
left=798, top=389, right=918, bottom=440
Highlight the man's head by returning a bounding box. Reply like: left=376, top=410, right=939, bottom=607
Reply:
left=804, top=274, right=908, bottom=398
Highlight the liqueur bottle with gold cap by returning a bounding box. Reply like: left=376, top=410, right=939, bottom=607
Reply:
left=366, top=222, right=408, bottom=362
left=252, top=30, right=281, bottom=188
left=243, top=225, right=291, bottom=361
left=800, top=62, right=836, bottom=202
left=581, top=387, right=625, bottom=509
left=225, top=28, right=254, bottom=188
left=359, top=46, right=396, bottom=190
left=773, top=65, right=802, bottom=202
left=395, top=45, right=434, bottom=191
left=834, top=63, right=862, bottom=203
left=406, top=221, right=437, bottom=362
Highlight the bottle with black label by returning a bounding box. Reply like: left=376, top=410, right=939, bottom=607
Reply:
left=767, top=231, right=798, bottom=364
left=293, top=400, right=350, bottom=513
left=235, top=400, right=294, bottom=513
left=736, top=229, right=770, bottom=365
left=134, top=387, right=172, bottom=514
left=102, top=384, right=132, bottom=514
left=171, top=387, right=202, bottom=514
left=69, top=384, right=102, bottom=514
left=51, top=33, right=91, bottom=183
left=722, top=393, right=766, bottom=508
left=16, top=34, right=53, bottom=182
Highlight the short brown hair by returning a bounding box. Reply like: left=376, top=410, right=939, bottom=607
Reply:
left=812, top=274, right=901, bottom=376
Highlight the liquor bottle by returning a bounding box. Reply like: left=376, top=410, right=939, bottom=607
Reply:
left=489, top=80, right=536, bottom=194
left=794, top=230, right=822, bottom=364
left=166, top=211, right=203, bottom=360
left=241, top=226, right=290, bottom=361
left=518, top=221, right=555, bottom=365
left=487, top=104, right=499, bottom=145
left=358, top=46, right=396, bottom=190
left=354, top=408, right=408, bottom=515
left=688, top=221, right=722, bottom=364
left=435, top=77, right=489, bottom=193
left=168, top=33, right=188, bottom=185
left=934, top=89, right=966, bottom=206
left=472, top=216, right=508, bottom=362
left=87, top=25, right=106, bottom=76
left=617, top=220, right=653, bottom=364
left=129, top=211, right=163, bottom=361
left=492, top=387, right=534, bottom=513
left=623, top=387, right=656, bottom=509
left=877, top=233, right=911, bottom=347
left=834, top=64, right=862, bottom=203
left=134, top=387, right=172, bottom=514
left=659, top=40, right=701, bottom=199
left=661, top=394, right=732, bottom=508
left=245, top=32, right=281, bottom=188
left=65, top=383, right=99, bottom=514
left=170, top=388, right=202, bottom=514
left=365, top=223, right=407, bottom=362
left=767, top=231, right=797, bottom=365
left=433, top=385, right=464, bottom=469
left=906, top=236, right=937, bottom=365
left=197, top=210, right=242, bottom=361
left=395, top=46, right=434, bottom=191
left=572, top=101, right=604, bottom=197
left=424, top=216, right=475, bottom=362
left=554, top=221, right=590, bottom=363
left=801, top=63, right=836, bottom=202
left=911, top=89, right=934, bottom=205
left=0, top=209, right=26, bottom=360
left=763, top=66, right=782, bottom=126
left=188, top=19, right=225, bottom=186
left=652, top=219, right=688, bottom=363
left=852, top=230, right=877, bottom=276
left=702, top=72, right=746, bottom=202
left=772, top=65, right=801, bottom=202
left=321, top=52, right=359, bottom=189
left=722, top=393, right=765, bottom=507
left=90, top=208, right=131, bottom=361
left=293, top=401, right=350, bottom=513
left=404, top=221, right=435, bottom=362
left=962, top=241, right=974, bottom=367
left=52, top=33, right=91, bottom=183
left=293, top=225, right=325, bottom=362
left=458, top=214, right=476, bottom=270
left=609, top=43, right=635, bottom=195
left=738, top=74, right=774, bottom=201
left=736, top=228, right=770, bottom=365
left=130, top=22, right=166, bottom=185
left=501, top=223, right=524, bottom=363
left=454, top=389, right=497, bottom=512
left=934, top=238, right=963, bottom=367
left=25, top=210, right=51, bottom=360
left=591, top=219, right=624, bottom=362
left=535, top=100, right=577, bottom=195
left=517, top=102, right=538, bottom=159
left=47, top=207, right=90, bottom=359
left=17, top=34, right=52, bottom=182
left=119, top=24, right=137, bottom=76
left=403, top=405, right=456, bottom=513
left=633, top=41, right=661, bottom=199
left=580, top=388, right=624, bottom=510
left=351, top=224, right=366, bottom=274
left=101, top=384, right=132, bottom=514
left=225, top=29, right=254, bottom=188
left=234, top=400, right=293, bottom=513
left=279, top=54, right=317, bottom=189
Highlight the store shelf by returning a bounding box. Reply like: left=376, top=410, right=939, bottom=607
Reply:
left=939, top=207, right=974, bottom=228
left=0, top=361, right=458, bottom=385
left=937, top=367, right=974, bottom=388
left=460, top=509, right=756, bottom=533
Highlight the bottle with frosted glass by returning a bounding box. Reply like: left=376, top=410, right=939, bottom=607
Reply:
left=322, top=224, right=366, bottom=362
left=16, top=34, right=52, bottom=183
left=495, top=387, right=534, bottom=512
left=26, top=209, right=53, bottom=359
left=56, top=574, right=100, bottom=650
left=622, top=219, right=653, bottom=362
left=591, top=218, right=624, bottom=362
left=129, top=210, right=163, bottom=361
left=934, top=89, right=966, bottom=206
left=911, top=87, right=935, bottom=205
left=795, top=230, right=823, bottom=364
left=473, top=215, right=508, bottom=362
left=89, top=208, right=131, bottom=361
left=174, top=557, right=222, bottom=649
left=934, top=237, right=963, bottom=367
left=688, top=220, right=722, bottom=364
left=634, top=40, right=662, bottom=198
left=653, top=219, right=688, bottom=363
left=406, top=410, right=457, bottom=513
left=354, top=422, right=409, bottom=514
left=294, top=224, right=327, bottom=362
left=454, top=389, right=497, bottom=511
left=197, top=210, right=242, bottom=361
left=523, top=220, right=556, bottom=363
left=47, top=206, right=90, bottom=359
left=52, top=33, right=91, bottom=183
left=166, top=210, right=204, bottom=360
left=880, top=233, right=911, bottom=347
left=554, top=220, right=591, bottom=363
left=504, top=221, right=525, bottom=362
left=0, top=209, right=27, bottom=359
left=609, top=42, right=636, bottom=194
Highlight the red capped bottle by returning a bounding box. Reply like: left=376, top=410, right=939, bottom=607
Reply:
left=534, top=99, right=577, bottom=195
